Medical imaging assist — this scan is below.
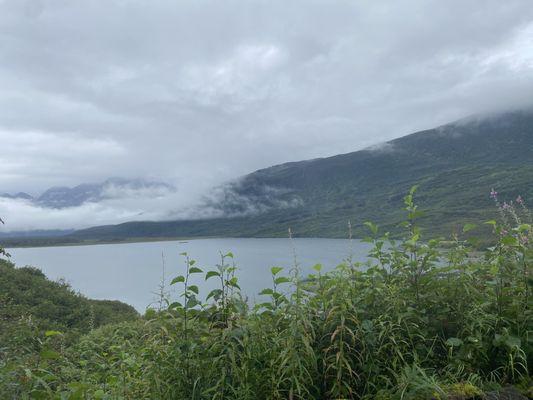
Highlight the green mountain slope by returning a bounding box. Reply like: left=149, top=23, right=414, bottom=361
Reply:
left=211, top=110, right=533, bottom=238
left=5, top=110, right=533, bottom=246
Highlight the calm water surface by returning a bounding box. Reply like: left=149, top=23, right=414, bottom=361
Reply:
left=7, top=238, right=371, bottom=312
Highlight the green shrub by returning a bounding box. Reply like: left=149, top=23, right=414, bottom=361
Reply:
left=1, top=188, right=531, bottom=399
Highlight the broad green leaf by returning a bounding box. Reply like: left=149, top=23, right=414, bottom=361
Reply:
left=188, top=285, right=199, bottom=295
left=466, top=237, right=479, bottom=246
left=272, top=292, right=287, bottom=302
left=45, top=330, right=62, bottom=337
left=206, top=289, right=222, bottom=301
left=168, top=301, right=182, bottom=309
left=229, top=277, right=240, bottom=289
left=463, top=223, right=476, bottom=233
left=271, top=266, right=283, bottom=275
left=186, top=296, right=199, bottom=308
left=40, top=349, right=60, bottom=360
left=170, top=276, right=185, bottom=285
left=517, top=224, right=530, bottom=233
left=189, top=267, right=203, bottom=274
left=501, top=236, right=518, bottom=246
left=312, top=264, right=322, bottom=272
left=205, top=271, right=220, bottom=280
left=274, top=277, right=291, bottom=285
left=259, top=288, right=274, bottom=296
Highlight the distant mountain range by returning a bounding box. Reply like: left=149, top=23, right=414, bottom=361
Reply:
left=1, top=178, right=173, bottom=209
left=0, top=192, right=34, bottom=201
left=2, top=110, right=532, bottom=246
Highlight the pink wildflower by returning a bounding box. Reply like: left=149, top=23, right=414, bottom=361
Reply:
left=516, top=195, right=524, bottom=205
left=490, top=189, right=498, bottom=200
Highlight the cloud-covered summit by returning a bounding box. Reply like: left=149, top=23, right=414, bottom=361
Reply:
left=1, top=0, right=533, bottom=230
left=0, top=176, right=301, bottom=231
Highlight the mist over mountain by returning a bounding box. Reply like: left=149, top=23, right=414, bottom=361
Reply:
left=0, top=178, right=181, bottom=233
left=0, top=192, right=33, bottom=201
left=222, top=110, right=532, bottom=209
left=187, top=109, right=533, bottom=236
left=36, top=178, right=174, bottom=209
left=4, top=109, right=530, bottom=245
left=0, top=174, right=296, bottom=234
left=1, top=178, right=174, bottom=209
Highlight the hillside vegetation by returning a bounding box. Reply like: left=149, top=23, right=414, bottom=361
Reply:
left=7, top=110, right=529, bottom=247
left=0, top=188, right=531, bottom=399
left=0, top=258, right=139, bottom=395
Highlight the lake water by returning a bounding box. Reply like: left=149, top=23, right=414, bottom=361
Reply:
left=7, top=238, right=371, bottom=312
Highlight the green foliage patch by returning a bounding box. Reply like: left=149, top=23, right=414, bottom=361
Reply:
left=0, top=188, right=531, bottom=399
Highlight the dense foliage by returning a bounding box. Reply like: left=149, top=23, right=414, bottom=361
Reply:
left=0, top=257, right=139, bottom=399
left=0, top=188, right=531, bottom=399
left=0, top=261, right=139, bottom=333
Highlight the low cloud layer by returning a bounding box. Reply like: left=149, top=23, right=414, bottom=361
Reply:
left=0, top=182, right=216, bottom=231
left=1, top=0, right=533, bottom=231
left=0, top=178, right=302, bottom=231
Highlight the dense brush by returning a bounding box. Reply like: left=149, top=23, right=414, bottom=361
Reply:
left=1, top=187, right=531, bottom=399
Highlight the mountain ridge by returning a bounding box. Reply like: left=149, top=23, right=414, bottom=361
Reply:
left=1, top=178, right=174, bottom=209
left=2, top=110, right=532, bottom=246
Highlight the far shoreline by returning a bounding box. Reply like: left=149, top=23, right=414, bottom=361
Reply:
left=3, top=234, right=359, bottom=249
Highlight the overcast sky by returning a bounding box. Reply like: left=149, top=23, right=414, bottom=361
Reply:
left=1, top=0, right=533, bottom=230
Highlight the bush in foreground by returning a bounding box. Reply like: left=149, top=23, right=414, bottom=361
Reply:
left=0, top=188, right=531, bottom=399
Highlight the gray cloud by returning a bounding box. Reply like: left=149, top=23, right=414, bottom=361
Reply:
left=0, top=179, right=300, bottom=231
left=1, top=0, right=533, bottom=230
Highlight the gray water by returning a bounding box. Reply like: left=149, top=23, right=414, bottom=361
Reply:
left=7, top=238, right=371, bottom=312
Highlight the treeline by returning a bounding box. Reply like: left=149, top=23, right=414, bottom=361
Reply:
left=0, top=188, right=531, bottom=399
